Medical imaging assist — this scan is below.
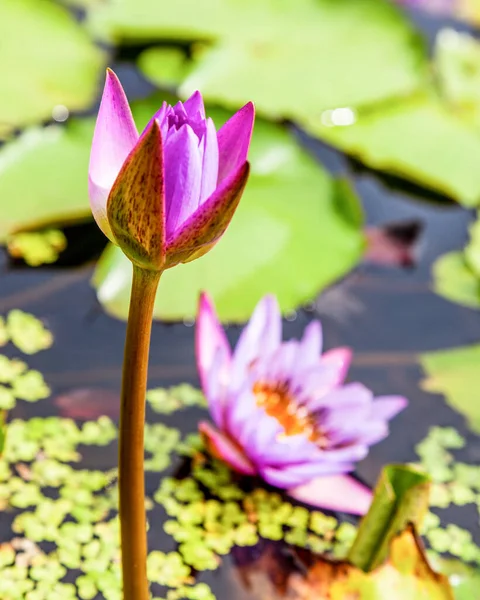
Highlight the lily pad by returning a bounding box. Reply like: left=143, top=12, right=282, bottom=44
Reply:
left=432, top=214, right=480, bottom=309
left=304, top=94, right=480, bottom=206
left=138, top=47, right=195, bottom=89
left=179, top=0, right=425, bottom=120
left=432, top=252, right=480, bottom=310
left=125, top=0, right=426, bottom=119
left=420, top=344, right=480, bottom=434
left=0, top=0, right=105, bottom=138
left=93, top=111, right=365, bottom=322
left=0, top=122, right=94, bottom=242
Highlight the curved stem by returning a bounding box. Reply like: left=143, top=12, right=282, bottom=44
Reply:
left=119, top=265, right=161, bottom=600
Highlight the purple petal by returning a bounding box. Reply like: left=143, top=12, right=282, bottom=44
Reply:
left=292, top=363, right=343, bottom=405
left=224, top=386, right=268, bottom=443
left=256, top=342, right=298, bottom=383
left=200, top=421, right=255, bottom=475
left=183, top=90, right=206, bottom=119
left=107, top=119, right=165, bottom=270
left=288, top=474, right=373, bottom=515
left=196, top=293, right=231, bottom=428
left=217, top=102, right=255, bottom=184
left=199, top=118, right=219, bottom=203
left=373, top=396, right=408, bottom=420
left=308, top=382, right=372, bottom=412
left=294, top=321, right=323, bottom=370
left=164, top=162, right=249, bottom=267
left=260, top=461, right=353, bottom=489
left=89, top=69, right=139, bottom=241
left=322, top=443, right=369, bottom=464
left=164, top=124, right=203, bottom=235
left=357, top=421, right=390, bottom=446
left=246, top=431, right=321, bottom=468
left=231, top=295, right=281, bottom=390
left=320, top=347, right=352, bottom=386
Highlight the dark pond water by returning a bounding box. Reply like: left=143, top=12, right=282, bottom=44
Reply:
left=2, top=5, right=480, bottom=598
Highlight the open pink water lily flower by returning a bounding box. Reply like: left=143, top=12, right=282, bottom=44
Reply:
left=89, top=69, right=254, bottom=271
left=196, top=294, right=407, bottom=515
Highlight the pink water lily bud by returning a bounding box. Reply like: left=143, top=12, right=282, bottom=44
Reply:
left=196, top=293, right=408, bottom=515
left=88, top=69, right=254, bottom=271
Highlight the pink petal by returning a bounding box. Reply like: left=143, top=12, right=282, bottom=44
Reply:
left=294, top=321, right=323, bottom=370
left=199, top=118, right=219, bottom=202
left=183, top=90, right=206, bottom=119
left=308, top=382, right=372, bottom=412
left=89, top=69, right=139, bottom=241
left=217, top=102, right=255, bottom=184
left=164, top=162, right=250, bottom=268
left=164, top=124, right=203, bottom=235
left=261, top=461, right=353, bottom=489
left=373, top=396, right=408, bottom=420
left=288, top=474, right=373, bottom=515
left=196, top=293, right=232, bottom=428
left=199, top=421, right=256, bottom=475
left=231, top=295, right=281, bottom=391
left=320, top=347, right=353, bottom=387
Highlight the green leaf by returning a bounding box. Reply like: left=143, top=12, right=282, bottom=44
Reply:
left=432, top=251, right=480, bottom=310
left=304, top=94, right=480, bottom=206
left=420, top=344, right=480, bottom=434
left=0, top=0, right=105, bottom=138
left=179, top=0, right=425, bottom=119
left=0, top=93, right=177, bottom=242
left=99, top=0, right=425, bottom=116
left=0, top=411, right=6, bottom=457
left=432, top=213, right=480, bottom=309
left=0, top=122, right=94, bottom=242
left=93, top=112, right=365, bottom=322
left=348, top=464, right=431, bottom=571
left=138, top=47, right=195, bottom=89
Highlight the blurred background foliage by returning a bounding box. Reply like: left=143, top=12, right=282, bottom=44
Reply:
left=3, top=0, right=480, bottom=321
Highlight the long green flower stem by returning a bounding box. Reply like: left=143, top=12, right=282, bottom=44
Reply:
left=119, top=265, right=161, bottom=600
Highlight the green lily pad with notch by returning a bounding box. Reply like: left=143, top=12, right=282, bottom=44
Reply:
left=93, top=110, right=365, bottom=323
left=0, top=0, right=105, bottom=138
left=0, top=121, right=94, bottom=242
left=420, top=344, right=480, bottom=434
left=303, top=94, right=480, bottom=206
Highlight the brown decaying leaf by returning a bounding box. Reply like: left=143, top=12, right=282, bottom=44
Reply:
left=235, top=525, right=453, bottom=600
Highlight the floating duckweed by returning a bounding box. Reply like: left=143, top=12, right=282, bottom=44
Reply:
left=416, top=426, right=480, bottom=566
left=147, top=384, right=207, bottom=415
left=147, top=551, right=192, bottom=587
left=7, top=230, right=67, bottom=267
left=6, top=310, right=53, bottom=355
